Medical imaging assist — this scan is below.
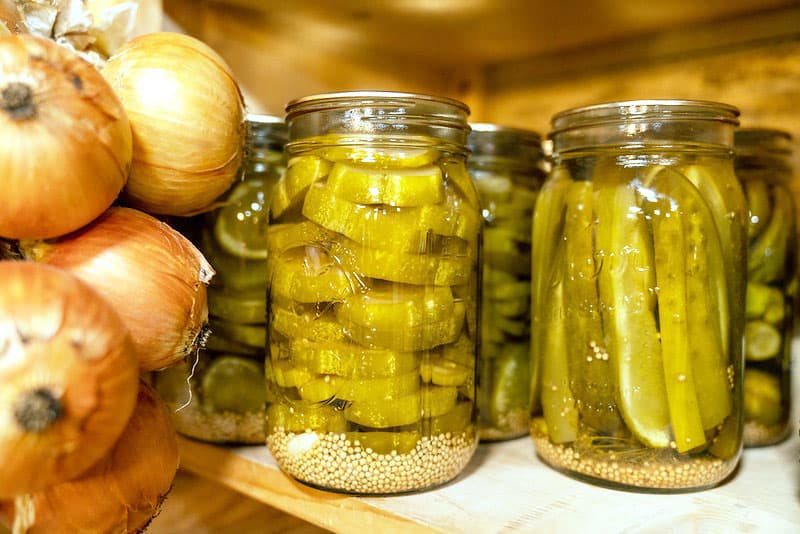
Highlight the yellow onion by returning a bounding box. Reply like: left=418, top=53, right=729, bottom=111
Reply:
left=0, top=1, right=24, bottom=35
left=0, top=381, right=180, bottom=533
left=0, top=34, right=132, bottom=240
left=102, top=31, right=246, bottom=216
left=0, top=261, right=139, bottom=498
left=20, top=207, right=214, bottom=372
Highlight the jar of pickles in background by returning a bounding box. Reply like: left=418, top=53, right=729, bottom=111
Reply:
left=154, top=114, right=287, bottom=444
left=467, top=124, right=546, bottom=441
left=735, top=128, right=796, bottom=447
left=265, top=91, right=480, bottom=495
left=530, top=100, right=747, bottom=492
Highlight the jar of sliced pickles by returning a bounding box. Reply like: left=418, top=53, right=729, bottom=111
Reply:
left=530, top=100, right=747, bottom=492
left=265, top=91, right=480, bottom=495
left=154, top=114, right=287, bottom=444
left=735, top=128, right=796, bottom=447
left=466, top=124, right=546, bottom=441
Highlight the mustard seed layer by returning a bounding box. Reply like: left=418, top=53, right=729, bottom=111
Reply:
left=170, top=402, right=265, bottom=444
left=743, top=420, right=791, bottom=448
left=268, top=429, right=477, bottom=494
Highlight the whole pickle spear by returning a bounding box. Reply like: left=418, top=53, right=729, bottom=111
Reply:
left=529, top=168, right=570, bottom=422
left=563, top=179, right=623, bottom=434
left=749, top=185, right=794, bottom=284
left=648, top=168, right=708, bottom=453
left=596, top=179, right=670, bottom=448
left=743, top=178, right=772, bottom=241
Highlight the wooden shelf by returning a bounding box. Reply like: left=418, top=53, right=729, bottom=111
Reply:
left=178, top=430, right=800, bottom=533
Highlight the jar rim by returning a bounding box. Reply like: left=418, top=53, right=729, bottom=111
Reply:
left=470, top=122, right=542, bottom=140
left=247, top=113, right=285, bottom=125
left=550, top=99, right=740, bottom=135
left=285, top=91, right=470, bottom=116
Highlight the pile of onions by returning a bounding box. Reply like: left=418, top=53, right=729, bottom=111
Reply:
left=102, top=31, right=246, bottom=216
left=0, top=261, right=139, bottom=498
left=0, top=381, right=180, bottom=534
left=20, top=207, right=215, bottom=372
left=0, top=34, right=132, bottom=240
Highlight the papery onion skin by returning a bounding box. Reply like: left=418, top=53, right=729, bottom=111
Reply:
left=0, top=261, right=139, bottom=498
left=0, top=1, right=25, bottom=35
left=102, top=31, right=246, bottom=216
left=0, top=34, right=132, bottom=239
left=0, top=381, right=180, bottom=533
left=20, top=206, right=215, bottom=372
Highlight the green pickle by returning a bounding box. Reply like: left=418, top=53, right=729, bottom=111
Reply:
left=736, top=128, right=796, bottom=447
left=154, top=115, right=286, bottom=445
left=468, top=123, right=545, bottom=441
left=530, top=100, right=746, bottom=492
left=265, top=93, right=479, bottom=495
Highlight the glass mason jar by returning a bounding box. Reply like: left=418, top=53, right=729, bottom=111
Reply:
left=467, top=124, right=546, bottom=441
left=530, top=100, right=747, bottom=492
left=735, top=128, right=796, bottom=447
left=265, top=91, right=480, bottom=495
left=154, top=114, right=287, bottom=444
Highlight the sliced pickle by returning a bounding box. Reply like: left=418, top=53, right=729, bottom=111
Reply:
left=563, top=179, right=623, bottom=434
left=424, top=401, right=472, bottom=435
left=338, top=283, right=454, bottom=330
left=212, top=319, right=266, bottom=349
left=443, top=160, right=480, bottom=208
left=337, top=371, right=420, bottom=401
left=596, top=181, right=670, bottom=448
left=287, top=339, right=419, bottom=378
left=270, top=155, right=332, bottom=220
left=342, top=302, right=465, bottom=352
left=201, top=355, right=266, bottom=413
left=201, top=228, right=267, bottom=291
left=441, top=334, right=476, bottom=369
left=270, top=247, right=360, bottom=303
left=331, top=236, right=472, bottom=286
left=420, top=358, right=470, bottom=387
left=492, top=296, right=528, bottom=318
left=214, top=178, right=270, bottom=260
left=326, top=162, right=445, bottom=207
left=271, top=359, right=313, bottom=388
left=345, top=431, right=420, bottom=454
left=204, top=332, right=261, bottom=356
left=344, top=393, right=422, bottom=428
left=746, top=283, right=784, bottom=322
left=297, top=375, right=340, bottom=403
left=744, top=320, right=781, bottom=361
left=422, top=386, right=458, bottom=418
left=208, top=286, right=266, bottom=324
left=317, top=142, right=440, bottom=168
left=302, top=183, right=480, bottom=253
left=271, top=304, right=348, bottom=343
left=743, top=368, right=783, bottom=425
left=266, top=402, right=347, bottom=433
left=649, top=168, right=707, bottom=453
left=267, top=220, right=336, bottom=255
left=743, top=178, right=772, bottom=240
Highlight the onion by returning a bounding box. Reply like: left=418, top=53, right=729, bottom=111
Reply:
left=0, top=381, right=180, bottom=533
left=0, top=261, right=139, bottom=498
left=20, top=207, right=215, bottom=371
left=0, top=1, right=24, bottom=35
left=0, top=34, right=132, bottom=240
left=102, top=31, right=246, bottom=216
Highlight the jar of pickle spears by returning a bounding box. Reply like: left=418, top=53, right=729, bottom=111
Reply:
left=265, top=91, right=480, bottom=495
left=467, top=124, right=546, bottom=441
left=735, top=128, right=796, bottom=447
left=154, top=114, right=287, bottom=444
left=530, top=100, right=747, bottom=492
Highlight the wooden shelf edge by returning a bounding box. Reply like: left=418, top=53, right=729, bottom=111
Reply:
left=177, top=437, right=436, bottom=533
